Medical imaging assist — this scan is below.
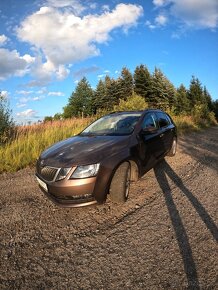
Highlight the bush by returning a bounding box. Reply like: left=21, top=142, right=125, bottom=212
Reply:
left=114, top=93, right=148, bottom=111
left=0, top=93, right=14, bottom=144
left=192, top=104, right=217, bottom=127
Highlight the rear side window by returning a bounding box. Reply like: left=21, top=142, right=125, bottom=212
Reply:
left=156, top=112, right=170, bottom=128
left=142, top=113, right=158, bottom=129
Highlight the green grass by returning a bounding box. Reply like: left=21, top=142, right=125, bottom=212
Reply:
left=0, top=114, right=217, bottom=173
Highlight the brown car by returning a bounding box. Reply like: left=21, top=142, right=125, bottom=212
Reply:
left=36, top=109, right=177, bottom=207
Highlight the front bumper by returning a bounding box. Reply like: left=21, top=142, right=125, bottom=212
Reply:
left=36, top=173, right=98, bottom=208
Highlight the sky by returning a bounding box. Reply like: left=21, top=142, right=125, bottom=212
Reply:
left=0, top=0, right=218, bottom=124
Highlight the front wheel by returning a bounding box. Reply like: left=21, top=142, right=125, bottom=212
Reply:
left=167, top=137, right=177, bottom=157
left=109, top=162, right=131, bottom=203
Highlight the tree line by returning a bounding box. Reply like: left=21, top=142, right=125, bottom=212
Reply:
left=45, top=64, right=217, bottom=121
left=0, top=64, right=218, bottom=143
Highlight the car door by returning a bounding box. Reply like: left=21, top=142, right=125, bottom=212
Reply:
left=155, top=112, right=174, bottom=154
left=136, top=112, right=162, bottom=173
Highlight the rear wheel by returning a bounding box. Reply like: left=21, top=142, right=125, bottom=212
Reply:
left=167, top=137, right=177, bottom=157
left=109, top=162, right=131, bottom=203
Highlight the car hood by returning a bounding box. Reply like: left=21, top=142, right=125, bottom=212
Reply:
left=39, top=135, right=131, bottom=168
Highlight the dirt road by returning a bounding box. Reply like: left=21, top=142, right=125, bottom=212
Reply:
left=0, top=127, right=217, bottom=289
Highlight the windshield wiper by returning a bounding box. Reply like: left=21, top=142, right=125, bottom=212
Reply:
left=79, top=132, right=97, bottom=137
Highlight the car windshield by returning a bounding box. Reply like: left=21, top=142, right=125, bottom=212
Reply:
left=80, top=113, right=142, bottom=136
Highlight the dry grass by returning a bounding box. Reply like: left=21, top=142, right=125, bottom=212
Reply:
left=172, top=115, right=199, bottom=134
left=173, top=113, right=217, bottom=135
left=0, top=118, right=93, bottom=173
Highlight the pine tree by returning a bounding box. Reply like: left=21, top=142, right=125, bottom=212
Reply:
left=103, top=76, right=120, bottom=110
left=150, top=68, right=177, bottom=110
left=119, top=67, right=133, bottom=100
left=93, top=79, right=107, bottom=112
left=188, top=76, right=205, bottom=107
left=133, top=64, right=151, bottom=101
left=107, top=78, right=121, bottom=108
left=203, top=86, right=213, bottom=111
left=63, top=77, right=94, bottom=118
left=176, top=84, right=190, bottom=114
left=212, top=100, right=218, bottom=120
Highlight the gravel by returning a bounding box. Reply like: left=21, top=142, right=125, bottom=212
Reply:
left=0, top=127, right=217, bottom=289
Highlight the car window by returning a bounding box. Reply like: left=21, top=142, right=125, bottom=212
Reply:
left=156, top=112, right=170, bottom=128
left=142, top=113, right=158, bottom=130
left=80, top=113, right=142, bottom=136
left=165, top=114, right=172, bottom=124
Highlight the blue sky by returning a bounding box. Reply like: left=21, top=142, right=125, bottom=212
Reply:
left=0, top=0, right=218, bottom=124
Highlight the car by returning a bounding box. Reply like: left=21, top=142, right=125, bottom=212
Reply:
left=36, top=109, right=177, bottom=207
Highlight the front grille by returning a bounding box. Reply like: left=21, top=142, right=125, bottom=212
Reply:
left=36, top=162, right=59, bottom=182
left=50, top=192, right=94, bottom=204
left=52, top=193, right=93, bottom=201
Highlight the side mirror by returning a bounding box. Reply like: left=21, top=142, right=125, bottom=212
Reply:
left=141, top=126, right=158, bottom=134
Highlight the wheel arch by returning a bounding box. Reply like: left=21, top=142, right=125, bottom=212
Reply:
left=93, top=152, right=139, bottom=203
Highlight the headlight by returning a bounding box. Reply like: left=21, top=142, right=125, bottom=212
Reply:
left=56, top=168, right=71, bottom=181
left=70, top=163, right=100, bottom=179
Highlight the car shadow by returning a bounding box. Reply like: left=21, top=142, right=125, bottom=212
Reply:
left=154, top=159, right=218, bottom=289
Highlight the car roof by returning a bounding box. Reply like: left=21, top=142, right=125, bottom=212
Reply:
left=109, top=109, right=164, bottom=115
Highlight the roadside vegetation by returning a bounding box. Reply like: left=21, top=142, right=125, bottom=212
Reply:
left=0, top=93, right=14, bottom=144
left=0, top=64, right=217, bottom=173
left=0, top=118, right=92, bottom=173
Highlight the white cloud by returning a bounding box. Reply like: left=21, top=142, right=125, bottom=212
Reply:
left=32, top=96, right=44, bottom=101
left=73, top=66, right=100, bottom=78
left=89, top=3, right=97, bottom=10
left=97, top=74, right=105, bottom=79
left=170, top=0, right=218, bottom=29
left=153, top=0, right=218, bottom=29
left=16, top=103, right=27, bottom=108
left=56, top=65, right=70, bottom=80
left=1, top=91, right=9, bottom=98
left=16, top=109, right=38, bottom=118
left=18, top=95, right=44, bottom=103
left=48, top=91, right=65, bottom=96
left=0, top=48, right=35, bottom=80
left=36, top=89, right=47, bottom=94
left=145, top=20, right=156, bottom=30
left=16, top=3, right=143, bottom=82
left=102, top=5, right=110, bottom=11
left=153, top=0, right=168, bottom=7
left=0, top=34, right=8, bottom=46
left=24, top=79, right=49, bottom=87
left=16, top=90, right=33, bottom=95
left=19, top=97, right=30, bottom=103
left=46, top=0, right=85, bottom=14
left=155, top=14, right=168, bottom=26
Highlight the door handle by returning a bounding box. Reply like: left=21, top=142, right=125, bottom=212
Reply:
left=160, top=133, right=164, bottom=138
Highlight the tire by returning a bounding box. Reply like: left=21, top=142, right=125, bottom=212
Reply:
left=167, top=137, right=177, bottom=157
left=109, top=162, right=131, bottom=203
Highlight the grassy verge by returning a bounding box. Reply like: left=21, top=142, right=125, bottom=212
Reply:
left=0, top=118, right=93, bottom=173
left=172, top=113, right=217, bottom=135
left=0, top=114, right=217, bottom=173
